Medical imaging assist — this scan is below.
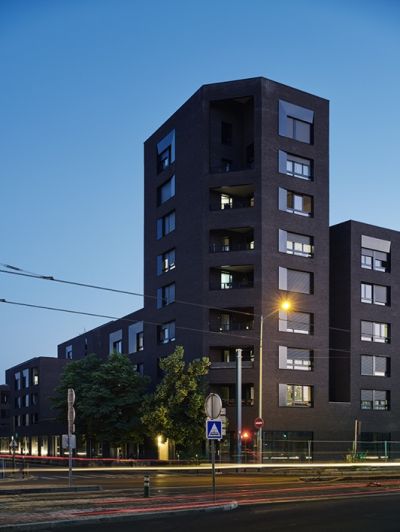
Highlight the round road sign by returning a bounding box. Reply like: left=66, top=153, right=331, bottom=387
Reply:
left=254, top=417, right=264, bottom=429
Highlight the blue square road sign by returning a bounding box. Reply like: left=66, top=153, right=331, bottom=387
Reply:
left=206, top=419, right=222, bottom=440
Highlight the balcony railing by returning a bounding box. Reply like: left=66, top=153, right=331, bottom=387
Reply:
left=209, top=242, right=255, bottom=253
left=210, top=199, right=254, bottom=211
left=209, top=320, right=254, bottom=332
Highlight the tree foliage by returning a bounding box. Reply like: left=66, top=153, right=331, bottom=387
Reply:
left=53, top=353, right=149, bottom=446
left=141, top=346, right=210, bottom=457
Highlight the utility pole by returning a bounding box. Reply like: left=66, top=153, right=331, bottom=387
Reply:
left=236, top=348, right=242, bottom=464
left=258, top=315, right=264, bottom=463
left=67, top=388, right=75, bottom=488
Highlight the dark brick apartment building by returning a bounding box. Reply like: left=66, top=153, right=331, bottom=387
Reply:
left=2, top=78, right=399, bottom=460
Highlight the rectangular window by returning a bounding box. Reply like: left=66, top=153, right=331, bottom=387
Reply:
left=279, top=188, right=313, bottom=217
left=157, top=282, right=176, bottom=308
left=279, top=267, right=313, bottom=294
left=361, top=283, right=389, bottom=306
left=361, top=389, right=389, bottom=410
left=279, top=100, right=314, bottom=144
left=157, top=248, right=176, bottom=275
left=361, top=235, right=391, bottom=272
left=157, top=211, right=176, bottom=239
left=279, top=230, right=314, bottom=258
left=65, top=345, right=72, bottom=360
left=361, top=321, right=390, bottom=343
left=157, top=130, right=175, bottom=173
left=158, top=321, right=176, bottom=344
left=279, top=346, right=313, bottom=371
left=14, top=372, right=21, bottom=391
left=221, top=122, right=232, bottom=145
left=128, top=322, right=143, bottom=354
left=279, top=150, right=312, bottom=180
left=112, top=340, right=122, bottom=353
left=361, top=355, right=390, bottom=377
left=157, top=175, right=175, bottom=205
left=136, top=331, right=144, bottom=352
left=279, top=311, right=313, bottom=335
left=109, top=329, right=123, bottom=354
left=22, top=369, right=29, bottom=388
left=279, top=384, right=313, bottom=407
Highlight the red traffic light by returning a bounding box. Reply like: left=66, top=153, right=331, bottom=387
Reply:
left=241, top=430, right=251, bottom=441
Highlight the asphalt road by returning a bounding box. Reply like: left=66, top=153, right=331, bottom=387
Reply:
left=68, top=493, right=400, bottom=532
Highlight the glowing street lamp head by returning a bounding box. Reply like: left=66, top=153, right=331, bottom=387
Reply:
left=281, top=300, right=291, bottom=311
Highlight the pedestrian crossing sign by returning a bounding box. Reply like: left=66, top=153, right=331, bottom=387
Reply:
left=206, top=419, right=222, bottom=440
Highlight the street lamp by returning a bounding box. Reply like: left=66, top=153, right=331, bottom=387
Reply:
left=257, top=299, right=291, bottom=463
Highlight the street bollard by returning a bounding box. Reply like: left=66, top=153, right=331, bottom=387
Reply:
left=144, top=474, right=150, bottom=498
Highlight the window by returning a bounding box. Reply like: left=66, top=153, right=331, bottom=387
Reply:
left=221, top=158, right=232, bottom=172
left=109, top=329, right=123, bottom=354
left=279, top=150, right=312, bottom=180
left=157, top=282, right=176, bottom=308
left=279, top=384, right=313, bottom=407
left=157, top=211, right=175, bottom=239
left=14, top=372, right=21, bottom=391
left=279, top=188, right=313, bottom=217
left=279, top=267, right=313, bottom=294
left=279, top=100, right=314, bottom=144
left=361, top=321, right=390, bottom=343
left=157, top=130, right=175, bottom=173
left=22, top=368, right=29, bottom=388
left=128, top=322, right=144, bottom=354
left=157, top=175, right=175, bottom=205
left=136, top=332, right=144, bottom=352
left=133, top=363, right=144, bottom=376
left=212, top=384, right=254, bottom=406
left=221, top=122, right=232, bottom=145
left=361, top=355, right=390, bottom=377
left=361, top=235, right=391, bottom=272
left=112, top=339, right=122, bottom=353
left=31, top=413, right=39, bottom=424
left=279, top=346, right=313, bottom=371
left=158, top=321, right=176, bottom=344
left=361, top=389, right=389, bottom=411
left=23, top=394, right=29, bottom=407
left=31, top=368, right=39, bottom=386
left=31, top=393, right=38, bottom=406
left=279, top=230, right=314, bottom=258
left=157, top=248, right=176, bottom=275
left=279, top=311, right=313, bottom=335
left=65, top=345, right=72, bottom=360
left=361, top=283, right=389, bottom=306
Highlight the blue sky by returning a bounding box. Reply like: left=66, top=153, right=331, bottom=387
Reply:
left=1, top=0, right=399, bottom=377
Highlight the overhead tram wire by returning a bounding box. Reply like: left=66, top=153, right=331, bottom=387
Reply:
left=0, top=262, right=352, bottom=335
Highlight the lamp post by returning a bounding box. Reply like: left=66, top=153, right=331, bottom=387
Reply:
left=236, top=348, right=242, bottom=463
left=257, top=300, right=291, bottom=464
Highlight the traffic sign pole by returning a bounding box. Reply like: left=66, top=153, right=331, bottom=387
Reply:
left=211, top=439, right=216, bottom=500
left=67, top=388, right=75, bottom=488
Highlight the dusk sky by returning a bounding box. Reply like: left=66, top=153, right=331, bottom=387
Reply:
left=1, top=0, right=399, bottom=378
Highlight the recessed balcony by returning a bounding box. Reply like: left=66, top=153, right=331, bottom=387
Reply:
left=209, top=265, right=254, bottom=290
left=210, top=184, right=255, bottom=211
left=209, top=227, right=254, bottom=253
left=209, top=307, right=254, bottom=332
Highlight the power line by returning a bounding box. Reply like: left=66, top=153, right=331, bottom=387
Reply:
left=0, top=263, right=352, bottom=334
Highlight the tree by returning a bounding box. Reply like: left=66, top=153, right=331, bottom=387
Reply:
left=141, top=346, right=210, bottom=457
left=53, top=353, right=149, bottom=450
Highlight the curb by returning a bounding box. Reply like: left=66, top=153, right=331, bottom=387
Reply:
left=0, top=501, right=238, bottom=530
left=0, top=486, right=101, bottom=496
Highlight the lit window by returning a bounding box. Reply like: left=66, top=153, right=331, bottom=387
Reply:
left=361, top=321, right=390, bottom=343
left=279, top=188, right=313, bottom=217
left=361, top=235, right=390, bottom=272
left=157, top=249, right=176, bottom=275
left=279, top=151, right=312, bottom=180
left=361, top=389, right=389, bottom=411
left=361, top=283, right=389, bottom=306
left=279, top=346, right=313, bottom=371
left=279, top=384, right=313, bottom=407
left=279, top=230, right=313, bottom=258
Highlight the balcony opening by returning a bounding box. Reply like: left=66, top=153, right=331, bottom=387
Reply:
left=210, top=265, right=254, bottom=290
left=209, top=307, right=254, bottom=332
left=209, top=345, right=255, bottom=369
left=209, top=227, right=254, bottom=253
left=209, top=96, right=254, bottom=173
left=210, top=184, right=255, bottom=211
